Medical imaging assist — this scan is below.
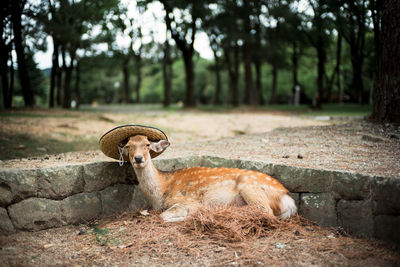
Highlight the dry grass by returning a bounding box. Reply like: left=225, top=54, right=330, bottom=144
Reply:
left=182, top=205, right=279, bottom=242
left=1, top=206, right=399, bottom=266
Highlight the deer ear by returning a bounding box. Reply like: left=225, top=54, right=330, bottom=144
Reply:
left=150, top=140, right=170, bottom=153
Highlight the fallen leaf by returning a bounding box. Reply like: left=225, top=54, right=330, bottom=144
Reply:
left=140, top=210, right=149, bottom=216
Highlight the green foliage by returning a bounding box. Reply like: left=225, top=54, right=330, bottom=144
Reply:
left=90, top=225, right=119, bottom=247
left=10, top=0, right=378, bottom=109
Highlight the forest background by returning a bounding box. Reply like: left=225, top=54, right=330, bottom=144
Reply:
left=1, top=0, right=399, bottom=122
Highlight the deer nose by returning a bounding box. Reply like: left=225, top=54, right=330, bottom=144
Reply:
left=134, top=156, right=143, bottom=163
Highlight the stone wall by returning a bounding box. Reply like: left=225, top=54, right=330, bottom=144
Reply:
left=0, top=162, right=148, bottom=233
left=1, top=156, right=399, bottom=243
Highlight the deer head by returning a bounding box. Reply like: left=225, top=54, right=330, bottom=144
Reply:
left=119, top=135, right=170, bottom=168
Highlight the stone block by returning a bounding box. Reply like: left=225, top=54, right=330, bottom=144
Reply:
left=0, top=207, right=15, bottom=235
left=332, top=172, right=372, bottom=200
left=374, top=215, right=400, bottom=243
left=337, top=200, right=374, bottom=237
left=289, top=193, right=300, bottom=208
left=82, top=162, right=133, bottom=192
left=200, top=156, right=237, bottom=169
left=8, top=198, right=63, bottom=231
left=0, top=183, right=13, bottom=207
left=274, top=165, right=333, bottom=192
left=61, top=192, right=102, bottom=224
left=371, top=177, right=400, bottom=215
left=37, top=165, right=84, bottom=199
left=235, top=159, right=274, bottom=175
left=129, top=186, right=150, bottom=211
left=0, top=169, right=38, bottom=205
left=154, top=156, right=203, bottom=171
left=100, top=184, right=135, bottom=216
left=299, top=193, right=337, bottom=227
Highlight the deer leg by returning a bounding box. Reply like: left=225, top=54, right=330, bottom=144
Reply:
left=237, top=180, right=285, bottom=217
left=161, top=200, right=200, bottom=222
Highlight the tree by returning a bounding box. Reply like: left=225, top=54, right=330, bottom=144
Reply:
left=206, top=0, right=241, bottom=106
left=162, top=31, right=174, bottom=107
left=0, top=0, right=14, bottom=108
left=242, top=0, right=257, bottom=105
left=333, top=0, right=369, bottom=104
left=277, top=2, right=310, bottom=104
left=203, top=10, right=223, bottom=105
left=302, top=0, right=333, bottom=109
left=10, top=0, right=35, bottom=107
left=371, top=0, right=400, bottom=123
left=134, top=27, right=143, bottom=103
left=40, top=0, right=119, bottom=108
left=159, top=0, right=209, bottom=107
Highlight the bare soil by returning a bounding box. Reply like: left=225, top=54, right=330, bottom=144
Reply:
left=1, top=207, right=399, bottom=267
left=1, top=108, right=399, bottom=178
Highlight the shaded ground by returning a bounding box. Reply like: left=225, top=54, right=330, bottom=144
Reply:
left=1, top=208, right=399, bottom=267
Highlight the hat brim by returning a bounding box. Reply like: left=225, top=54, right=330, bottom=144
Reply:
left=99, top=124, right=168, bottom=161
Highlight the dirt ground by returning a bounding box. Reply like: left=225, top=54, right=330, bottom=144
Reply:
left=1, top=106, right=400, bottom=266
left=0, top=107, right=330, bottom=165
left=1, top=208, right=399, bottom=267
left=1, top=107, right=399, bottom=178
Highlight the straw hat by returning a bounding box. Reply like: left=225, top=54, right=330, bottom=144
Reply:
left=99, top=124, right=168, bottom=161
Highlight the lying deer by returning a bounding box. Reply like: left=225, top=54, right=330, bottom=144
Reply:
left=120, top=135, right=297, bottom=222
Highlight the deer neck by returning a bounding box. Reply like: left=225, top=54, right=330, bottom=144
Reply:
left=133, top=160, right=165, bottom=210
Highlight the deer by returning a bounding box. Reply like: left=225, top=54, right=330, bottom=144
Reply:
left=120, top=135, right=297, bottom=222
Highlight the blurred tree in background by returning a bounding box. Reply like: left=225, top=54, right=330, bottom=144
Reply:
left=0, top=0, right=398, bottom=121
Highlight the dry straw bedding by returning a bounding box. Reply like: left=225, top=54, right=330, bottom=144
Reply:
left=1, top=206, right=399, bottom=266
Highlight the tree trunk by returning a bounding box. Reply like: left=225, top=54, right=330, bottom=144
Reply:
left=291, top=42, right=299, bottom=103
left=74, top=60, right=80, bottom=109
left=350, top=50, right=364, bottom=104
left=0, top=36, right=12, bottom=108
left=62, top=50, right=75, bottom=109
left=57, top=48, right=65, bottom=106
left=371, top=0, right=400, bottom=123
left=336, top=33, right=343, bottom=103
left=122, top=58, right=130, bottom=103
left=9, top=51, right=14, bottom=103
left=183, top=50, right=195, bottom=106
left=163, top=38, right=172, bottom=107
left=135, top=55, right=142, bottom=104
left=63, top=65, right=72, bottom=108
left=49, top=40, right=59, bottom=108
left=270, top=63, right=278, bottom=104
left=254, top=59, right=264, bottom=105
left=212, top=49, right=222, bottom=105
left=162, top=1, right=196, bottom=107
left=243, top=0, right=256, bottom=106
left=243, top=46, right=256, bottom=105
left=325, top=33, right=342, bottom=103
left=11, top=0, right=35, bottom=107
left=315, top=40, right=325, bottom=109
left=224, top=45, right=239, bottom=107
left=232, top=44, right=240, bottom=107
